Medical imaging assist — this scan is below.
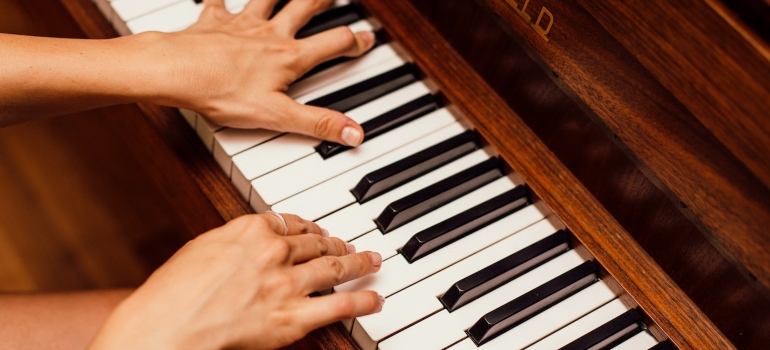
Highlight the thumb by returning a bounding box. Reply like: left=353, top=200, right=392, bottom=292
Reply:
left=277, top=94, right=364, bottom=146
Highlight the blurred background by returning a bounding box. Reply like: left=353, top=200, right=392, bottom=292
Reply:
left=0, top=0, right=191, bottom=292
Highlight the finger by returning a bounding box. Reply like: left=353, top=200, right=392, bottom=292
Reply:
left=273, top=94, right=364, bottom=146
left=293, top=251, right=382, bottom=293
left=298, top=27, right=375, bottom=69
left=278, top=213, right=325, bottom=236
left=242, top=0, right=283, bottom=21
left=259, top=211, right=290, bottom=236
left=285, top=234, right=352, bottom=263
left=271, top=0, right=334, bottom=35
left=295, top=291, right=384, bottom=333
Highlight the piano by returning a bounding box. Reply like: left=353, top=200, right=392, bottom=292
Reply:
left=55, top=0, right=770, bottom=348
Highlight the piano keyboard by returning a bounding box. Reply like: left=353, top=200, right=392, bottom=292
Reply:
left=90, top=0, right=672, bottom=348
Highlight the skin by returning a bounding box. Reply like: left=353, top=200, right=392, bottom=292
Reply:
left=0, top=0, right=373, bottom=146
left=0, top=0, right=384, bottom=348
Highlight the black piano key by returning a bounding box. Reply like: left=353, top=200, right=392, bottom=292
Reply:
left=560, top=309, right=642, bottom=350
left=306, top=63, right=418, bottom=112
left=399, top=186, right=530, bottom=263
left=467, top=261, right=599, bottom=346
left=440, top=230, right=569, bottom=312
left=269, top=0, right=290, bottom=18
left=648, top=341, right=675, bottom=350
left=316, top=94, right=439, bottom=159
left=352, top=130, right=479, bottom=203
left=296, top=4, right=363, bottom=39
left=374, top=157, right=504, bottom=233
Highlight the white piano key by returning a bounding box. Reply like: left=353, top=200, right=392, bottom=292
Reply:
left=272, top=125, right=472, bottom=223
left=350, top=216, right=564, bottom=350
left=314, top=148, right=492, bottom=241
left=213, top=128, right=282, bottom=176
left=249, top=108, right=458, bottom=211
left=126, top=1, right=204, bottom=34
left=336, top=203, right=550, bottom=297
left=449, top=280, right=618, bottom=350
left=347, top=174, right=521, bottom=260
left=212, top=46, right=405, bottom=179
left=347, top=19, right=375, bottom=33
left=231, top=81, right=432, bottom=199
left=377, top=249, right=589, bottom=350
left=527, top=298, right=629, bottom=350
left=111, top=0, right=184, bottom=23
left=610, top=331, right=659, bottom=350
left=294, top=56, right=406, bottom=104
left=287, top=43, right=400, bottom=100
left=195, top=116, right=223, bottom=152
left=232, top=133, right=319, bottom=200
left=125, top=0, right=249, bottom=34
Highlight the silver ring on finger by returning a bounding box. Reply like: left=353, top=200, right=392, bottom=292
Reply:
left=265, top=211, right=288, bottom=236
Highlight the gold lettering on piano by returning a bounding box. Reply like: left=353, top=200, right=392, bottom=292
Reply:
left=504, top=0, right=553, bottom=42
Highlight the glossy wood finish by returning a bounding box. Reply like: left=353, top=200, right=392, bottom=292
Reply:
left=474, top=0, right=770, bottom=295
left=577, top=0, right=770, bottom=294
left=358, top=0, right=733, bottom=348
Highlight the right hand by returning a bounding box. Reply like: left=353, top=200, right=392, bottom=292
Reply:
left=88, top=213, right=383, bottom=350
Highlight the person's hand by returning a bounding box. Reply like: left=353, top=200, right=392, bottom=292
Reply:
left=158, top=0, right=375, bottom=146
left=88, top=213, right=383, bottom=350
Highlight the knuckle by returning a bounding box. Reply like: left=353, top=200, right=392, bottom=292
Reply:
left=313, top=111, right=339, bottom=139
left=331, top=238, right=347, bottom=256
left=314, top=235, right=329, bottom=255
left=323, top=257, right=346, bottom=284
left=264, top=238, right=292, bottom=262
left=336, top=27, right=357, bottom=48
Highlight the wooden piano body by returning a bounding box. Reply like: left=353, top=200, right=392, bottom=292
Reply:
left=55, top=0, right=770, bottom=348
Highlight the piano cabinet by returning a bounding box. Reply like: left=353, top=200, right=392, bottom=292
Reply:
left=53, top=0, right=770, bottom=348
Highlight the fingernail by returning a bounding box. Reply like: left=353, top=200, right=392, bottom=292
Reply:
left=341, top=126, right=362, bottom=146
left=368, top=251, right=382, bottom=267
left=345, top=243, right=356, bottom=254
left=360, top=31, right=375, bottom=48
left=376, top=294, right=385, bottom=312
left=321, top=228, right=330, bottom=237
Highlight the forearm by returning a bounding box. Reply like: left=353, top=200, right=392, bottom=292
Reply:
left=0, top=32, right=175, bottom=127
left=0, top=289, right=133, bottom=350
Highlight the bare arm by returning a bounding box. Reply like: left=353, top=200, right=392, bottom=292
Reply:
left=0, top=289, right=132, bottom=350
left=0, top=0, right=374, bottom=145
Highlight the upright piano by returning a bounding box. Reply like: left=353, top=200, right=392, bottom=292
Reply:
left=56, top=0, right=769, bottom=348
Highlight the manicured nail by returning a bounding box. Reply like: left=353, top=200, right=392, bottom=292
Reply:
left=368, top=251, right=382, bottom=267
left=321, top=228, right=330, bottom=237
left=376, top=294, right=385, bottom=312
left=345, top=243, right=356, bottom=254
left=341, top=126, right=362, bottom=146
left=360, top=31, right=375, bottom=48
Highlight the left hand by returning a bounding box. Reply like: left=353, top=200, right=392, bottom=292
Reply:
left=157, top=0, right=375, bottom=146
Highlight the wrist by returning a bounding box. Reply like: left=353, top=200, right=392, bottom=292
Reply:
left=108, top=32, right=188, bottom=108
